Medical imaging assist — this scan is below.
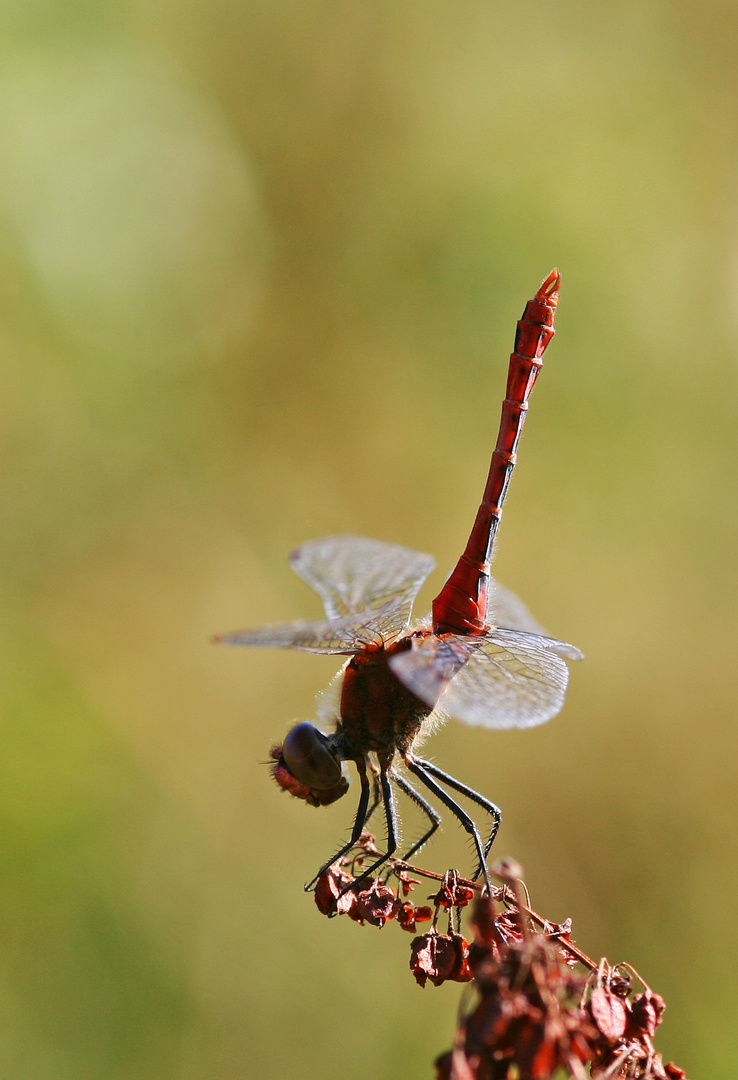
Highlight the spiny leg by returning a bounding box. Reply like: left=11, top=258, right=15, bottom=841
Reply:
left=415, top=755, right=502, bottom=872
left=304, top=758, right=371, bottom=892
left=404, top=757, right=493, bottom=894
left=391, top=770, right=441, bottom=863
left=363, top=772, right=382, bottom=828
left=336, top=767, right=398, bottom=899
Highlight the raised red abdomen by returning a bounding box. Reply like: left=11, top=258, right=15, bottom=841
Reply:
left=432, top=270, right=560, bottom=636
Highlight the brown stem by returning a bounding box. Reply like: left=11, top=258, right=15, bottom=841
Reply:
left=390, top=859, right=597, bottom=971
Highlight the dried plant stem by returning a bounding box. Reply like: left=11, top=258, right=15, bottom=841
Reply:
left=391, top=858, right=597, bottom=970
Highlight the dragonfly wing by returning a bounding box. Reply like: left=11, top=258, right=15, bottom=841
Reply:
left=390, top=628, right=571, bottom=730
left=216, top=598, right=409, bottom=655
left=290, top=535, right=435, bottom=626
left=490, top=626, right=584, bottom=662
left=490, top=581, right=584, bottom=661
left=389, top=635, right=478, bottom=709
left=489, top=581, right=551, bottom=635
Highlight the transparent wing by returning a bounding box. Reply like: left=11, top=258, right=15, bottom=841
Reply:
left=290, top=535, right=435, bottom=626
left=490, top=580, right=584, bottom=661
left=488, top=626, right=584, bottom=662
left=389, top=628, right=572, bottom=730
left=216, top=597, right=411, bottom=655
left=489, top=580, right=551, bottom=635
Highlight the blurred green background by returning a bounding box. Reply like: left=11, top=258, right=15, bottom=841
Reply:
left=0, top=1, right=736, bottom=1077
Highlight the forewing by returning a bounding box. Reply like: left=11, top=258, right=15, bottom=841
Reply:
left=290, top=535, right=435, bottom=625
left=389, top=634, right=475, bottom=708
left=217, top=598, right=409, bottom=655
left=490, top=581, right=584, bottom=661
left=389, top=628, right=571, bottom=730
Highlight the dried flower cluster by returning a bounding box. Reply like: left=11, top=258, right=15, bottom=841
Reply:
left=314, top=832, right=446, bottom=933
left=313, top=837, right=689, bottom=1080
left=435, top=896, right=685, bottom=1080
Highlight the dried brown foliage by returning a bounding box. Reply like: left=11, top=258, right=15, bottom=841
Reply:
left=435, top=896, right=681, bottom=1080
left=312, top=837, right=689, bottom=1080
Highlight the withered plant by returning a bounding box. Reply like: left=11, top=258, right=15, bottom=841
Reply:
left=313, top=837, right=688, bottom=1080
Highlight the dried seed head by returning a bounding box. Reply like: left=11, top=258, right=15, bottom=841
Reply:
left=353, top=880, right=400, bottom=928
left=627, top=991, right=666, bottom=1039
left=314, top=864, right=358, bottom=917
left=431, top=869, right=475, bottom=911
left=589, top=986, right=628, bottom=1041
left=396, top=902, right=434, bottom=933
left=410, top=931, right=472, bottom=988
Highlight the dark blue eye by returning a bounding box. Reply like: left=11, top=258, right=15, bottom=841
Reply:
left=282, top=722, right=343, bottom=791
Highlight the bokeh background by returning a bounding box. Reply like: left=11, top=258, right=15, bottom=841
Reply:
left=0, top=2, right=736, bottom=1077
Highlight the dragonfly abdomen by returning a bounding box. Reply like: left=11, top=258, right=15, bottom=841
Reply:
left=432, top=270, right=560, bottom=636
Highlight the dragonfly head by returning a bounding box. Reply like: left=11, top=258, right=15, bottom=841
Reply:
left=270, top=722, right=349, bottom=807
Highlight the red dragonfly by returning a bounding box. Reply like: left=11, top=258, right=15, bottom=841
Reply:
left=218, top=270, right=581, bottom=895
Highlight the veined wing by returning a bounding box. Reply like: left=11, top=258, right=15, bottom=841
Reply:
left=389, top=628, right=572, bottom=730
left=490, top=580, right=584, bottom=662
left=216, top=597, right=409, bottom=655
left=290, top=535, right=435, bottom=626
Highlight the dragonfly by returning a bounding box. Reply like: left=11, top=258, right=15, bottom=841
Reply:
left=217, top=270, right=582, bottom=897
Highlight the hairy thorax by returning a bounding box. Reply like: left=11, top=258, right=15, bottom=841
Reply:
left=337, top=635, right=433, bottom=761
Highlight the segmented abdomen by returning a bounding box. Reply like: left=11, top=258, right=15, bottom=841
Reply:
left=432, top=270, right=560, bottom=636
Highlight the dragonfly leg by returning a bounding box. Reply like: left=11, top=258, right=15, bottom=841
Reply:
left=363, top=772, right=382, bottom=828
left=390, top=770, right=441, bottom=863
left=335, top=767, right=398, bottom=900
left=304, top=758, right=371, bottom=892
left=415, top=756, right=502, bottom=874
left=404, top=757, right=493, bottom=894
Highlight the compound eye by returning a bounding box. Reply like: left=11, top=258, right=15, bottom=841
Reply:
left=282, top=722, right=343, bottom=791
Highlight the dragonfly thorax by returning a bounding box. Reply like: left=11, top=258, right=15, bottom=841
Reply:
left=336, top=635, right=435, bottom=762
